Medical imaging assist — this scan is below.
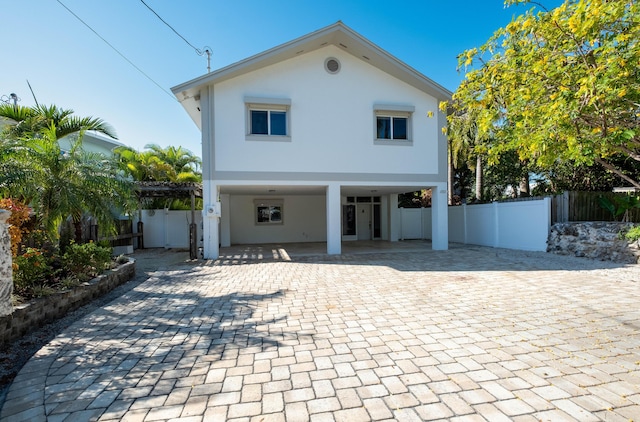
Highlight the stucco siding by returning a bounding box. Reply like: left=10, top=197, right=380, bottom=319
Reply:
left=212, top=46, right=440, bottom=177
left=229, top=195, right=327, bottom=244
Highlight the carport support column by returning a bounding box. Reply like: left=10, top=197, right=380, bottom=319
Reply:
left=203, top=182, right=220, bottom=259
left=389, top=194, right=399, bottom=242
left=220, top=194, right=230, bottom=247
left=326, top=184, right=341, bottom=255
left=431, top=183, right=449, bottom=250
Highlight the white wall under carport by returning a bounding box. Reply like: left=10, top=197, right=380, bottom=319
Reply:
left=400, top=197, right=551, bottom=251
left=134, top=210, right=203, bottom=249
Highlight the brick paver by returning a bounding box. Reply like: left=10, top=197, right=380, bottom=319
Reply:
left=1, top=245, right=639, bottom=421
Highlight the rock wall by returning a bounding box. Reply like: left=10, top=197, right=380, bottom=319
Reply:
left=0, top=259, right=135, bottom=345
left=0, top=210, right=13, bottom=317
left=548, top=222, right=640, bottom=264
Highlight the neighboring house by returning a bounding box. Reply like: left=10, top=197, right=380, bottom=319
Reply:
left=59, top=130, right=125, bottom=156
left=172, top=22, right=451, bottom=259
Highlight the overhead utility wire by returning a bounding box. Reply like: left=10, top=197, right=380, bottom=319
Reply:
left=55, top=0, right=176, bottom=101
left=139, top=0, right=212, bottom=72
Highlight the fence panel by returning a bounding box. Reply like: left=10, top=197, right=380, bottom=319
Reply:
left=400, top=208, right=423, bottom=239
left=552, top=191, right=640, bottom=223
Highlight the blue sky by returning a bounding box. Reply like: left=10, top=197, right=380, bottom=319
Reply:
left=3, top=0, right=559, bottom=157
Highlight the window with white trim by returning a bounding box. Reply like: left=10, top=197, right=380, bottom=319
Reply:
left=245, top=97, right=291, bottom=141
left=373, top=104, right=414, bottom=145
left=254, top=199, right=283, bottom=225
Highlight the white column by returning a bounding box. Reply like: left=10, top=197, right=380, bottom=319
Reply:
left=203, top=182, right=220, bottom=259
left=326, top=184, right=341, bottom=255
left=220, top=193, right=231, bottom=247
left=389, top=194, right=399, bottom=242
left=431, top=183, right=449, bottom=250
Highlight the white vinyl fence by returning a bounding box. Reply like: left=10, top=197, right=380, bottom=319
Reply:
left=400, top=197, right=551, bottom=251
left=134, top=209, right=203, bottom=249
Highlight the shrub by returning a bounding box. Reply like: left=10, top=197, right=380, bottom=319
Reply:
left=12, top=248, right=53, bottom=295
left=625, top=225, right=640, bottom=243
left=62, top=242, right=113, bottom=281
left=0, top=198, right=32, bottom=256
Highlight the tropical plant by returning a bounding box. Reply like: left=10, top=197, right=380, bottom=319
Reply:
left=114, top=144, right=202, bottom=209
left=446, top=108, right=486, bottom=202
left=1, top=104, right=134, bottom=245
left=598, top=194, right=640, bottom=222
left=114, top=144, right=201, bottom=183
left=443, top=0, right=640, bottom=188
left=62, top=241, right=113, bottom=281
left=0, top=103, right=116, bottom=141
left=0, top=198, right=31, bottom=256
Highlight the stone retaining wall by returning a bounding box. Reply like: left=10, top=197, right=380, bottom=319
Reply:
left=548, top=222, right=640, bottom=264
left=0, top=259, right=135, bottom=346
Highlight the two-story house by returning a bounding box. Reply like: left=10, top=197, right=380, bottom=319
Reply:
left=172, top=22, right=451, bottom=259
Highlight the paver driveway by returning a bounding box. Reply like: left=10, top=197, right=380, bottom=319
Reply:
left=1, top=245, right=639, bottom=421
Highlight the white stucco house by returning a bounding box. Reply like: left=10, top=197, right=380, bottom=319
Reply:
left=59, top=131, right=125, bottom=156
left=172, top=22, right=451, bottom=259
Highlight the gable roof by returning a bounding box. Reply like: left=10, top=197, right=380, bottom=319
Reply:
left=171, top=22, right=452, bottom=128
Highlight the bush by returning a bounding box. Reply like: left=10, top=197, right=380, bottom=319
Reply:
left=12, top=248, right=53, bottom=295
left=62, top=242, right=113, bottom=282
left=624, top=225, right=640, bottom=243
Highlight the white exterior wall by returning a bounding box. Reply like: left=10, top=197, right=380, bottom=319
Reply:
left=399, top=198, right=551, bottom=251
left=135, top=210, right=203, bottom=249
left=465, top=204, right=497, bottom=247
left=229, top=195, right=326, bottom=244
left=212, top=46, right=440, bottom=176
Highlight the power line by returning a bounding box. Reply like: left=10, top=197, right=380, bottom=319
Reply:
left=139, top=0, right=212, bottom=72
left=55, top=0, right=176, bottom=101
left=139, top=0, right=199, bottom=52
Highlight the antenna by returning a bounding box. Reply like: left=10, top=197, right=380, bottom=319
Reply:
left=26, top=80, right=40, bottom=107
left=196, top=46, right=212, bottom=73
left=1, top=93, right=20, bottom=106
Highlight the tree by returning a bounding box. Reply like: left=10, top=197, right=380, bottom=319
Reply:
left=114, top=144, right=201, bottom=183
left=0, top=103, right=116, bottom=141
left=113, top=144, right=202, bottom=210
left=444, top=0, right=640, bottom=187
left=144, top=144, right=201, bottom=179
left=446, top=108, right=486, bottom=201
left=1, top=104, right=134, bottom=244
left=1, top=125, right=134, bottom=242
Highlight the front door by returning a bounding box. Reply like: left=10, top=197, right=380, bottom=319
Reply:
left=357, top=204, right=371, bottom=240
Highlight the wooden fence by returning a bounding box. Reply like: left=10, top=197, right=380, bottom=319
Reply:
left=552, top=191, right=640, bottom=223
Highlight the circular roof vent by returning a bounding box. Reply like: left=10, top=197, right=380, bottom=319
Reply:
left=325, top=57, right=340, bottom=74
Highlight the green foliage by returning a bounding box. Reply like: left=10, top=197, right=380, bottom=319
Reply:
left=624, top=225, right=640, bottom=242
left=445, top=0, right=640, bottom=188
left=598, top=195, right=640, bottom=222
left=113, top=144, right=202, bottom=210
left=12, top=248, right=53, bottom=295
left=1, top=104, right=135, bottom=244
left=62, top=242, right=113, bottom=281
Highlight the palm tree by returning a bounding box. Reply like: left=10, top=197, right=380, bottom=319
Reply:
left=113, top=146, right=174, bottom=182
left=447, top=108, right=485, bottom=202
left=0, top=103, right=116, bottom=141
left=1, top=104, right=134, bottom=244
left=144, top=144, right=201, bottom=181
left=115, top=144, right=201, bottom=183
left=2, top=125, right=133, bottom=242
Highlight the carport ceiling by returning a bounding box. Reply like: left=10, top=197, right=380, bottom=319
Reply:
left=219, top=185, right=433, bottom=196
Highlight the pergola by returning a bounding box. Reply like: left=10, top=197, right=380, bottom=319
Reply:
left=135, top=182, right=203, bottom=259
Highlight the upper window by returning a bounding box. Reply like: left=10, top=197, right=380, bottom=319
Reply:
left=245, top=97, right=291, bottom=141
left=377, top=116, right=407, bottom=140
left=373, top=104, right=415, bottom=146
left=250, top=110, right=287, bottom=135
